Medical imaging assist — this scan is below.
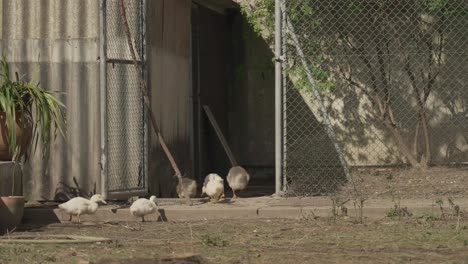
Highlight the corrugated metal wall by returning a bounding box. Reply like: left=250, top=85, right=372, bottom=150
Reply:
left=0, top=0, right=274, bottom=200
left=0, top=0, right=101, bottom=201
left=0, top=0, right=197, bottom=200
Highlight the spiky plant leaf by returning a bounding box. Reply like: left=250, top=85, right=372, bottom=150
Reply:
left=0, top=56, right=66, bottom=161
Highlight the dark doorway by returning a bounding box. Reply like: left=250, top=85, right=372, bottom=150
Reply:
left=191, top=2, right=275, bottom=197
left=191, top=3, right=232, bottom=184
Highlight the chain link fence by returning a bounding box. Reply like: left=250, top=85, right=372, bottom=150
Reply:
left=282, top=0, right=468, bottom=198
left=104, top=0, right=147, bottom=196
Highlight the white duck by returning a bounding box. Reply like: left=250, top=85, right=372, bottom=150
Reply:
left=58, top=194, right=107, bottom=223
left=227, top=166, right=250, bottom=199
left=201, top=173, right=225, bottom=203
left=130, top=195, right=158, bottom=222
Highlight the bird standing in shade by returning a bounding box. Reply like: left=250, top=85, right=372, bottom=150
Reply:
left=201, top=173, right=225, bottom=203
left=227, top=166, right=250, bottom=199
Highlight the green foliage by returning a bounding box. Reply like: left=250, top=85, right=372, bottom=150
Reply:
left=240, top=0, right=337, bottom=95
left=421, top=0, right=468, bottom=17
left=287, top=64, right=336, bottom=93
left=386, top=207, right=400, bottom=218
left=422, top=0, right=448, bottom=13
left=238, top=0, right=467, bottom=110
left=200, top=234, right=229, bottom=247
left=0, top=56, right=66, bottom=160
left=419, top=212, right=442, bottom=222
left=386, top=204, right=412, bottom=218
left=348, top=1, right=364, bottom=13
left=239, top=0, right=274, bottom=39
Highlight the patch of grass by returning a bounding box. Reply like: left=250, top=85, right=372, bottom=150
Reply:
left=386, top=207, right=400, bottom=218
left=419, top=212, right=442, bottom=222
left=2, top=218, right=468, bottom=263
left=386, top=205, right=412, bottom=218
left=200, top=234, right=229, bottom=247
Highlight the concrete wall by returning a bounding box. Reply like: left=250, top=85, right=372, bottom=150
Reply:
left=0, top=0, right=100, bottom=201
left=229, top=14, right=275, bottom=170
left=195, top=4, right=233, bottom=179
left=292, top=18, right=468, bottom=166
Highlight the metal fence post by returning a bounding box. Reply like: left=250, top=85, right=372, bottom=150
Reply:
left=275, top=0, right=283, bottom=196
left=99, top=0, right=108, bottom=199
left=281, top=0, right=288, bottom=193
left=140, top=0, right=148, bottom=192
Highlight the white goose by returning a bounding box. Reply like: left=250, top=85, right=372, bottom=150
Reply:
left=227, top=166, right=250, bottom=199
left=201, top=173, right=225, bottom=203
left=58, top=194, right=107, bottom=223
left=130, top=195, right=158, bottom=222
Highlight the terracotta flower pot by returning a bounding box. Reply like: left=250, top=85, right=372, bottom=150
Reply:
left=0, top=112, right=33, bottom=161
left=0, top=196, right=24, bottom=231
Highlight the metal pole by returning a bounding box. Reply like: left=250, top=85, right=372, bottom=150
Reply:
left=281, top=0, right=287, bottom=192
left=274, top=0, right=283, bottom=196
left=141, top=0, right=148, bottom=190
left=99, top=0, right=108, bottom=199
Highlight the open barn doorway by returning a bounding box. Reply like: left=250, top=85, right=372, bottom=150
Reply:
left=191, top=1, right=275, bottom=198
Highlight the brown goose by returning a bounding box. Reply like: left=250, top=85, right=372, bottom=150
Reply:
left=227, top=166, right=250, bottom=199
left=176, top=177, right=197, bottom=200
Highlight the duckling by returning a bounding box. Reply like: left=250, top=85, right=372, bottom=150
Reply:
left=130, top=195, right=158, bottom=222
left=227, top=166, right=250, bottom=199
left=176, top=176, right=197, bottom=205
left=201, top=173, right=225, bottom=203
left=58, top=194, right=107, bottom=223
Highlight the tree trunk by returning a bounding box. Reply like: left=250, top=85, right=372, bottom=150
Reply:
left=420, top=111, right=431, bottom=168
left=412, top=121, right=420, bottom=158
left=383, top=120, right=422, bottom=169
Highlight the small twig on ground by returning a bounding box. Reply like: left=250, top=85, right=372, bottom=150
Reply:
left=290, top=234, right=308, bottom=248
left=6, top=226, right=17, bottom=238
left=121, top=222, right=141, bottom=232
left=189, top=223, right=194, bottom=252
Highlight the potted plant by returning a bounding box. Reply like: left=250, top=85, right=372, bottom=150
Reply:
left=0, top=56, right=66, bottom=232
left=0, top=163, right=25, bottom=232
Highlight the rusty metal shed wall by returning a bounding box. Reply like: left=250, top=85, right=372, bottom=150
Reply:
left=147, top=0, right=192, bottom=198
left=0, top=0, right=100, bottom=201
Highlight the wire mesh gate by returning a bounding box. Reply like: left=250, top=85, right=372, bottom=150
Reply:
left=100, top=0, right=148, bottom=199
left=280, top=0, right=468, bottom=197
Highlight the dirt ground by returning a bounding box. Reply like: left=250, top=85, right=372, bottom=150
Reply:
left=1, top=214, right=468, bottom=264
left=343, top=166, right=468, bottom=199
